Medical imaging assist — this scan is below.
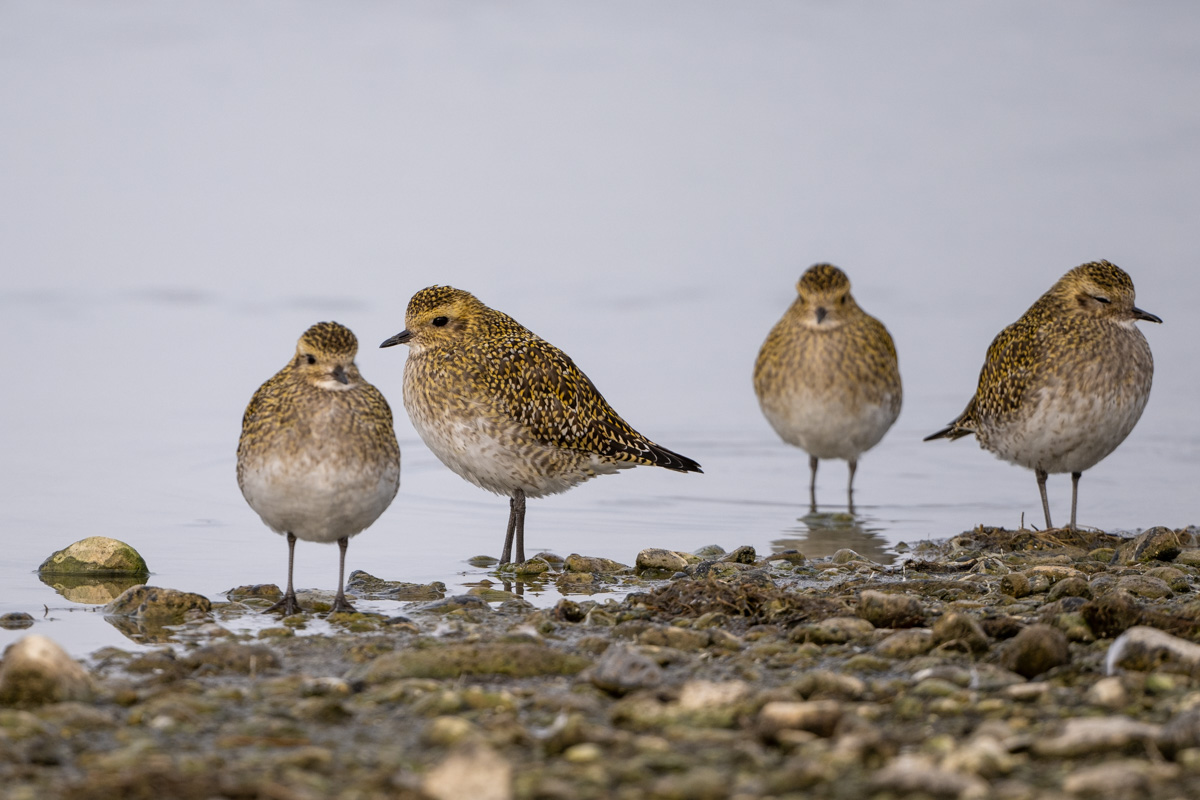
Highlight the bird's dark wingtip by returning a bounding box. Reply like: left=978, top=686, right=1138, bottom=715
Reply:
left=924, top=424, right=970, bottom=442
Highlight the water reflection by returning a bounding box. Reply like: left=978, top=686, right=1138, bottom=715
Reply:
left=772, top=510, right=896, bottom=565
left=38, top=574, right=146, bottom=605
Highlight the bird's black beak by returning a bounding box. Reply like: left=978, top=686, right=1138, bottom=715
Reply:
left=815, top=307, right=827, bottom=324
left=380, top=331, right=413, bottom=348
left=332, top=365, right=349, bottom=385
left=1133, top=307, right=1162, bottom=324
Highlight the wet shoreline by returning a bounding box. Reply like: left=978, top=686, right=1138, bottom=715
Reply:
left=4, top=526, right=1200, bottom=799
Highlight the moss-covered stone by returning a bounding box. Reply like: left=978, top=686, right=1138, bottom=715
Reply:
left=38, top=536, right=149, bottom=577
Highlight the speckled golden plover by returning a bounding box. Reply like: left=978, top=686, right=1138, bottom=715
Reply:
left=238, top=322, right=401, bottom=614
left=754, top=264, right=902, bottom=512
left=380, top=286, right=701, bottom=565
left=925, top=260, right=1160, bottom=530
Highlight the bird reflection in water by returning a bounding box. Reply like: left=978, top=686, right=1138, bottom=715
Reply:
left=773, top=510, right=896, bottom=565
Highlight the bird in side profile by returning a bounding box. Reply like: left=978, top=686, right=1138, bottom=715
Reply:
left=925, top=260, right=1160, bottom=530
left=753, top=264, right=902, bottom=512
left=380, top=285, right=701, bottom=565
left=238, top=322, right=401, bottom=614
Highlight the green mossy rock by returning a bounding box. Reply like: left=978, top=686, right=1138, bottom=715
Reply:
left=38, top=537, right=149, bottom=577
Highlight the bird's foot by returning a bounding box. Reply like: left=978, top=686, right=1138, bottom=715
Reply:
left=329, top=596, right=358, bottom=615
left=264, top=592, right=303, bottom=616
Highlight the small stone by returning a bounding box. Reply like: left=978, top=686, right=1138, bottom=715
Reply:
left=772, top=549, right=806, bottom=565
left=757, top=700, right=842, bottom=739
left=1106, top=626, right=1200, bottom=675
left=0, top=613, right=34, bottom=630
left=1080, top=590, right=1142, bottom=638
left=1088, top=676, right=1129, bottom=708
left=422, top=743, right=512, bottom=800
left=0, top=635, right=95, bottom=707
left=999, top=624, right=1069, bottom=679
left=563, top=554, right=628, bottom=573
left=677, top=680, right=751, bottom=710
left=1000, top=573, right=1031, bottom=598
left=182, top=642, right=280, bottom=675
left=831, top=548, right=869, bottom=564
left=511, top=557, right=551, bottom=576
left=931, top=612, right=989, bottom=654
left=1046, top=576, right=1092, bottom=602
left=799, top=616, right=876, bottom=645
left=423, top=715, right=478, bottom=747
left=721, top=545, right=757, bottom=564
left=875, top=629, right=934, bottom=658
left=1033, top=716, right=1162, bottom=757
left=1062, top=759, right=1180, bottom=796
left=857, top=590, right=925, bottom=628
left=562, top=742, right=603, bottom=763
left=1159, top=708, right=1200, bottom=756
left=587, top=644, right=663, bottom=695
left=103, top=585, right=211, bottom=621
left=1145, top=566, right=1190, bottom=592
left=226, top=584, right=282, bottom=599
left=635, top=548, right=692, bottom=572
left=869, top=754, right=987, bottom=798
left=37, top=537, right=149, bottom=577
left=1121, top=526, right=1194, bottom=564
left=418, top=595, right=489, bottom=614
left=1115, top=574, right=1173, bottom=599
left=638, top=625, right=709, bottom=651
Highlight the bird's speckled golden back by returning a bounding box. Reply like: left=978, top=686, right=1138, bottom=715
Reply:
left=754, top=264, right=900, bottom=408
left=400, top=286, right=699, bottom=471
left=966, top=260, right=1154, bottom=427
left=237, top=321, right=399, bottom=487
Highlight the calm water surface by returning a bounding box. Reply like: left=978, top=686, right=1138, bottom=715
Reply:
left=2, top=2, right=1199, bottom=657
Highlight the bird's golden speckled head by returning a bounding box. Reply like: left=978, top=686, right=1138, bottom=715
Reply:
left=1050, top=260, right=1162, bottom=325
left=379, top=285, right=493, bottom=352
left=793, top=263, right=858, bottom=328
left=292, top=321, right=362, bottom=390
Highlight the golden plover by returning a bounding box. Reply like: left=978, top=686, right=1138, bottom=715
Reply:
left=754, top=264, right=902, bottom=512
left=380, top=286, right=701, bottom=565
left=238, top=321, right=401, bottom=614
left=925, top=260, right=1160, bottom=530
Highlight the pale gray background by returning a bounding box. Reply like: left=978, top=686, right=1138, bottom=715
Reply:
left=2, top=1, right=1196, bottom=654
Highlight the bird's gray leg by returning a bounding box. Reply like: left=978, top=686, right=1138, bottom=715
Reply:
left=809, top=455, right=819, bottom=513
left=330, top=536, right=357, bottom=614
left=265, top=532, right=302, bottom=615
left=501, top=489, right=527, bottom=565
left=1036, top=469, right=1053, bottom=530
left=847, top=458, right=858, bottom=515
left=513, top=489, right=527, bottom=563
left=1070, top=471, right=1081, bottom=531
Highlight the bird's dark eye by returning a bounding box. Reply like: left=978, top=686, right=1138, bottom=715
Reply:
left=306, top=354, right=317, bottom=365
left=1094, top=296, right=1111, bottom=304
left=432, top=316, right=449, bottom=327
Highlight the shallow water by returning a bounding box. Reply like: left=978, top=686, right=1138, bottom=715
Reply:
left=3, top=1, right=1199, bottom=657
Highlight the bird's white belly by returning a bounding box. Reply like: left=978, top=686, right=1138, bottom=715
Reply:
left=982, top=388, right=1149, bottom=474
left=410, top=413, right=623, bottom=499
left=240, top=456, right=400, bottom=543
left=761, top=391, right=900, bottom=461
